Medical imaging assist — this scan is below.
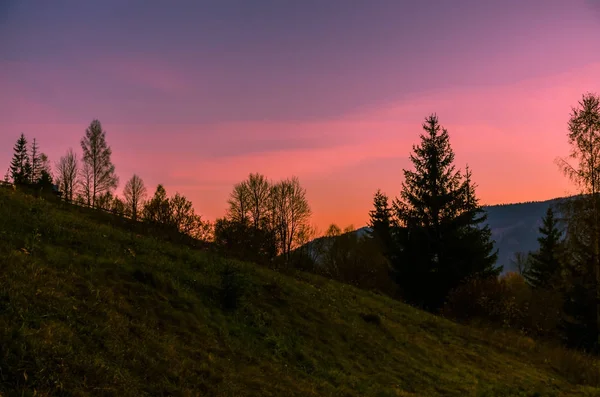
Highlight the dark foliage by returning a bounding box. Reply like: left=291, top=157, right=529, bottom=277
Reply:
left=391, top=114, right=499, bottom=310
left=525, top=207, right=564, bottom=289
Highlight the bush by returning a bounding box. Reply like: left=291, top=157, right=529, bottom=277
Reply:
left=442, top=273, right=563, bottom=340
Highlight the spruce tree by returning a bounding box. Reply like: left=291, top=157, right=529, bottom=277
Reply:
left=393, top=114, right=499, bottom=310
left=525, top=207, right=563, bottom=289
left=9, top=133, right=31, bottom=185
left=368, top=189, right=394, bottom=259
left=29, top=138, right=41, bottom=184
left=445, top=166, right=499, bottom=281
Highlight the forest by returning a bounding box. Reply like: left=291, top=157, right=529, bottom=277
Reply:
left=5, top=92, right=600, bottom=355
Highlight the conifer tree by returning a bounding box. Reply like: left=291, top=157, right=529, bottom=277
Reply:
left=392, top=115, right=499, bottom=310
left=9, top=133, right=31, bottom=185
left=368, top=189, right=394, bottom=259
left=448, top=165, right=499, bottom=279
left=29, top=138, right=41, bottom=184
left=525, top=207, right=563, bottom=289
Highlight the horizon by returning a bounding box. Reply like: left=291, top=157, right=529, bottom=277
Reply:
left=2, top=1, right=599, bottom=230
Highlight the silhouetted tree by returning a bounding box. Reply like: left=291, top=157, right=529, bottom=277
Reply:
left=170, top=192, right=197, bottom=234
left=270, top=176, right=312, bottom=261
left=556, top=92, right=600, bottom=350
left=447, top=165, right=499, bottom=279
left=368, top=189, right=395, bottom=259
left=123, top=174, right=147, bottom=221
left=35, top=153, right=53, bottom=190
left=143, top=184, right=172, bottom=225
left=246, top=173, right=272, bottom=229
left=214, top=218, right=278, bottom=264
left=525, top=207, right=564, bottom=289
left=10, top=133, right=31, bottom=185
left=111, top=196, right=126, bottom=216
left=227, top=180, right=251, bottom=225
left=29, top=138, right=41, bottom=184
left=393, top=114, right=499, bottom=310
left=96, top=191, right=114, bottom=211
left=80, top=120, right=118, bottom=207
left=55, top=149, right=79, bottom=202
left=512, top=251, right=534, bottom=276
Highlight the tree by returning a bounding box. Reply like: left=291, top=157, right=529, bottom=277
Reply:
left=29, top=138, right=41, bottom=184
left=123, top=174, right=147, bottom=221
left=246, top=173, right=272, bottom=229
left=36, top=153, right=53, bottom=189
left=448, top=165, right=499, bottom=279
left=9, top=133, right=31, bottom=185
left=368, top=189, right=395, bottom=259
left=96, top=191, right=114, bottom=211
left=270, top=176, right=312, bottom=261
left=221, top=173, right=278, bottom=263
left=227, top=180, right=251, bottom=225
left=511, top=251, right=533, bottom=276
left=525, top=207, right=564, bottom=289
left=170, top=193, right=197, bottom=234
left=214, top=218, right=278, bottom=264
left=80, top=119, right=118, bottom=207
left=143, top=184, right=172, bottom=225
left=111, top=196, right=126, bottom=216
left=392, top=114, right=499, bottom=310
left=55, top=149, right=79, bottom=202
left=556, top=92, right=600, bottom=350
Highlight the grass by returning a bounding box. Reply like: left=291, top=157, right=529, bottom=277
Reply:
left=0, top=187, right=599, bottom=396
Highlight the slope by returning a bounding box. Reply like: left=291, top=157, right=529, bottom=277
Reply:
left=0, top=187, right=598, bottom=396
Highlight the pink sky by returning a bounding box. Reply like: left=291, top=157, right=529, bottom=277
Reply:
left=1, top=1, right=599, bottom=231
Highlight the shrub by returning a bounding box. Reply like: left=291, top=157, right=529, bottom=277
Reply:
left=442, top=272, right=563, bottom=340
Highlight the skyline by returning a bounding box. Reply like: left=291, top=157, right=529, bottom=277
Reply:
left=2, top=1, right=600, bottom=230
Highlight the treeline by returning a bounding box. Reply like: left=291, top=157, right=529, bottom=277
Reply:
left=6, top=120, right=210, bottom=240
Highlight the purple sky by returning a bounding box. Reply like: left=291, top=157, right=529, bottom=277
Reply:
left=2, top=0, right=600, bottom=229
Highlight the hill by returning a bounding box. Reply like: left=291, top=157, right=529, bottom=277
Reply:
left=0, top=187, right=599, bottom=396
left=483, top=198, right=568, bottom=272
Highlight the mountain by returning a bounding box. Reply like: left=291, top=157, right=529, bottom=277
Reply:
left=483, top=197, right=568, bottom=272
left=1, top=187, right=598, bottom=395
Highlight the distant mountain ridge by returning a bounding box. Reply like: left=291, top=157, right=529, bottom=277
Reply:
left=313, top=197, right=572, bottom=274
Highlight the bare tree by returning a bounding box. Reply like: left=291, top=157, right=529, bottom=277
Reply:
left=227, top=180, right=251, bottom=224
left=246, top=173, right=272, bottom=229
left=55, top=148, right=79, bottom=202
left=123, top=174, right=147, bottom=221
left=81, top=162, right=93, bottom=206
left=80, top=119, right=118, bottom=207
left=270, top=176, right=312, bottom=261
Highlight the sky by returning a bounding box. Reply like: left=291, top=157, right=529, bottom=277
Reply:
left=2, top=0, right=600, bottom=231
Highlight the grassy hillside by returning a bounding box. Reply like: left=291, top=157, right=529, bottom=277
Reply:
left=0, top=188, right=599, bottom=397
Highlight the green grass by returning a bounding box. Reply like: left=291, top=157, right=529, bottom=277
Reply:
left=0, top=187, right=599, bottom=397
